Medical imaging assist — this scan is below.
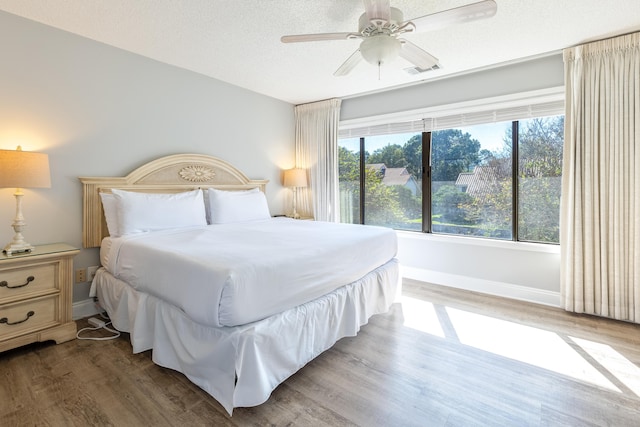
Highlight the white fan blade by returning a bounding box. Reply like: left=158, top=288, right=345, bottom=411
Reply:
left=363, top=0, right=390, bottom=24
left=399, top=39, right=440, bottom=70
left=409, top=0, right=497, bottom=33
left=281, top=32, right=359, bottom=43
left=334, top=50, right=363, bottom=76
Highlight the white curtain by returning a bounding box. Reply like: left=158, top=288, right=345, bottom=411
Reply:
left=294, top=98, right=342, bottom=222
left=561, top=32, right=640, bottom=322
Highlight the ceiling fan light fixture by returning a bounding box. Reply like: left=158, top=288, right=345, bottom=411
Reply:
left=281, top=0, right=498, bottom=76
left=360, top=35, right=401, bottom=66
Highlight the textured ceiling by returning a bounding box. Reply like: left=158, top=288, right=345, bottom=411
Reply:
left=1, top=0, right=639, bottom=105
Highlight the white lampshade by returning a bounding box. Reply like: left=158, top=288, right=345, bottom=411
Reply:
left=0, top=146, right=51, bottom=189
left=360, top=35, right=401, bottom=66
left=283, top=168, right=308, bottom=188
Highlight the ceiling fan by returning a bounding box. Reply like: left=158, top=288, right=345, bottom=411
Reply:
left=281, top=0, right=497, bottom=76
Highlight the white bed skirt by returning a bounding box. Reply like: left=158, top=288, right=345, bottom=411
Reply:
left=94, top=258, right=401, bottom=415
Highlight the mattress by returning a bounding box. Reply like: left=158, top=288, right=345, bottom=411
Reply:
left=101, top=218, right=398, bottom=327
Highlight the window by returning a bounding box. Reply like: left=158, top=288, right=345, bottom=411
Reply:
left=517, top=116, right=564, bottom=243
left=431, top=122, right=513, bottom=239
left=338, top=137, right=361, bottom=224
left=338, top=113, right=564, bottom=244
left=339, top=132, right=422, bottom=231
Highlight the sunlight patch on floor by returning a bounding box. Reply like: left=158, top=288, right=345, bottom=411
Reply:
left=445, top=307, right=620, bottom=392
left=399, top=296, right=634, bottom=393
left=399, top=296, right=445, bottom=338
left=571, top=336, right=640, bottom=396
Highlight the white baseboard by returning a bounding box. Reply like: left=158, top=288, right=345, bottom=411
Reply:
left=72, top=298, right=102, bottom=320
left=402, top=267, right=561, bottom=308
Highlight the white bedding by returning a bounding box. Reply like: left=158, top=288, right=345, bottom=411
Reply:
left=94, top=258, right=400, bottom=414
left=102, top=218, right=397, bottom=327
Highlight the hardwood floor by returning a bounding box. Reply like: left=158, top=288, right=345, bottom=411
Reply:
left=1, top=279, right=640, bottom=426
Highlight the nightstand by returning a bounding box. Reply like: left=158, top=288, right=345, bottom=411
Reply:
left=0, top=243, right=79, bottom=352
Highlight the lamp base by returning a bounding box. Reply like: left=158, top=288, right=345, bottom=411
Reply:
left=4, top=190, right=35, bottom=256
left=3, top=241, right=34, bottom=256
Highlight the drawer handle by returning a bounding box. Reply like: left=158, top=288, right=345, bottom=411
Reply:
left=0, top=310, right=35, bottom=326
left=0, top=276, right=35, bottom=289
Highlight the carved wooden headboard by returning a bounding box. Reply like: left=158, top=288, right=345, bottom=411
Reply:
left=79, top=153, right=268, bottom=248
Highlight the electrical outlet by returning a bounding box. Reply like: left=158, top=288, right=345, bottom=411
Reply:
left=87, top=266, right=99, bottom=281
left=75, top=268, right=86, bottom=283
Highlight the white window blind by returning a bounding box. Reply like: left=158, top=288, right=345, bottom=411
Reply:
left=339, top=120, right=425, bottom=138
left=339, top=96, right=564, bottom=139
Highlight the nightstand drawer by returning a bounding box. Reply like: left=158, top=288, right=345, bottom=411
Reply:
left=0, top=263, right=56, bottom=301
left=0, top=243, right=78, bottom=352
left=0, top=295, right=57, bottom=341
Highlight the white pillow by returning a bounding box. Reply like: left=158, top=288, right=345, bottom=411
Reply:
left=112, top=189, right=207, bottom=236
left=100, top=192, right=120, bottom=237
left=208, top=188, right=271, bottom=224
left=204, top=187, right=259, bottom=224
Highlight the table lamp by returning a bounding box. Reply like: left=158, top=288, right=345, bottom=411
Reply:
left=0, top=146, right=51, bottom=255
left=283, top=168, right=307, bottom=219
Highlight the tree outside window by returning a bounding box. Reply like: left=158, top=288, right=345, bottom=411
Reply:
left=517, top=116, right=564, bottom=243
left=339, top=133, right=422, bottom=230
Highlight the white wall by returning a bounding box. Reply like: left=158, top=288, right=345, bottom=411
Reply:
left=0, top=12, right=295, bottom=312
left=340, top=54, right=565, bottom=306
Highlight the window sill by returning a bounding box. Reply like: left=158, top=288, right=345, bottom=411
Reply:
left=395, top=230, right=560, bottom=254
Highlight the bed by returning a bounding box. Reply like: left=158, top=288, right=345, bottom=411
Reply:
left=79, top=153, right=400, bottom=414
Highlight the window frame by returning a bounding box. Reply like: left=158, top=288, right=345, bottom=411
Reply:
left=338, top=88, right=565, bottom=244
